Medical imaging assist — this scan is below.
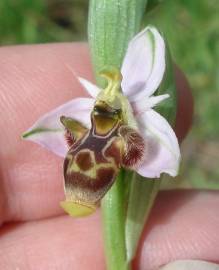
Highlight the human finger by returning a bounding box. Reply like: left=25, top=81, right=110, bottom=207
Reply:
left=0, top=44, right=193, bottom=224
left=0, top=191, right=218, bottom=270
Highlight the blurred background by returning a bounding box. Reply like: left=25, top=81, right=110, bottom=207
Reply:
left=0, top=0, right=218, bottom=188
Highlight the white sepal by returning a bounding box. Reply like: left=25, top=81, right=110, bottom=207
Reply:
left=136, top=109, right=180, bottom=178
left=121, top=26, right=165, bottom=101
left=22, top=98, right=94, bottom=157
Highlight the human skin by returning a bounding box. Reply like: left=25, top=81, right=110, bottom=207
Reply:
left=0, top=43, right=218, bottom=270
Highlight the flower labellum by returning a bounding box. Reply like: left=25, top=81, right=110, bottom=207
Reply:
left=59, top=70, right=145, bottom=216
left=22, top=26, right=180, bottom=217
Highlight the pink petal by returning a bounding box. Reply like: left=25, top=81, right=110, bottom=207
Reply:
left=78, top=77, right=101, bottom=98
left=22, top=98, right=94, bottom=157
left=132, top=94, right=169, bottom=115
left=136, top=109, right=180, bottom=178
left=121, top=26, right=165, bottom=101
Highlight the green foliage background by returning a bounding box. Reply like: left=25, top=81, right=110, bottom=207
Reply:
left=0, top=0, right=218, bottom=188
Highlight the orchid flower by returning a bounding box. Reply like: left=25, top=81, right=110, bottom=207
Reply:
left=23, top=26, right=180, bottom=217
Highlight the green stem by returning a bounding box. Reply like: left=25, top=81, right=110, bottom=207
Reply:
left=88, top=1, right=147, bottom=270
left=101, top=170, right=131, bottom=270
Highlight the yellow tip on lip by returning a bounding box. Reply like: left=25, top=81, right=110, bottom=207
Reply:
left=60, top=201, right=96, bottom=217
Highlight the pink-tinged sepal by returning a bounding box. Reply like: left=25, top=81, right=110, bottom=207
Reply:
left=121, top=26, right=165, bottom=101
left=22, top=97, right=94, bottom=157
left=136, top=109, right=180, bottom=178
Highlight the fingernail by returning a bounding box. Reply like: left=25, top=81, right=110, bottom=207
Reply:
left=159, top=260, right=219, bottom=270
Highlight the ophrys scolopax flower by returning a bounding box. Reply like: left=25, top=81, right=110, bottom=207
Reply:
left=23, top=26, right=180, bottom=217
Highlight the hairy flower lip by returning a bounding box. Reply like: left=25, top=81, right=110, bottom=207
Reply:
left=23, top=25, right=180, bottom=179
